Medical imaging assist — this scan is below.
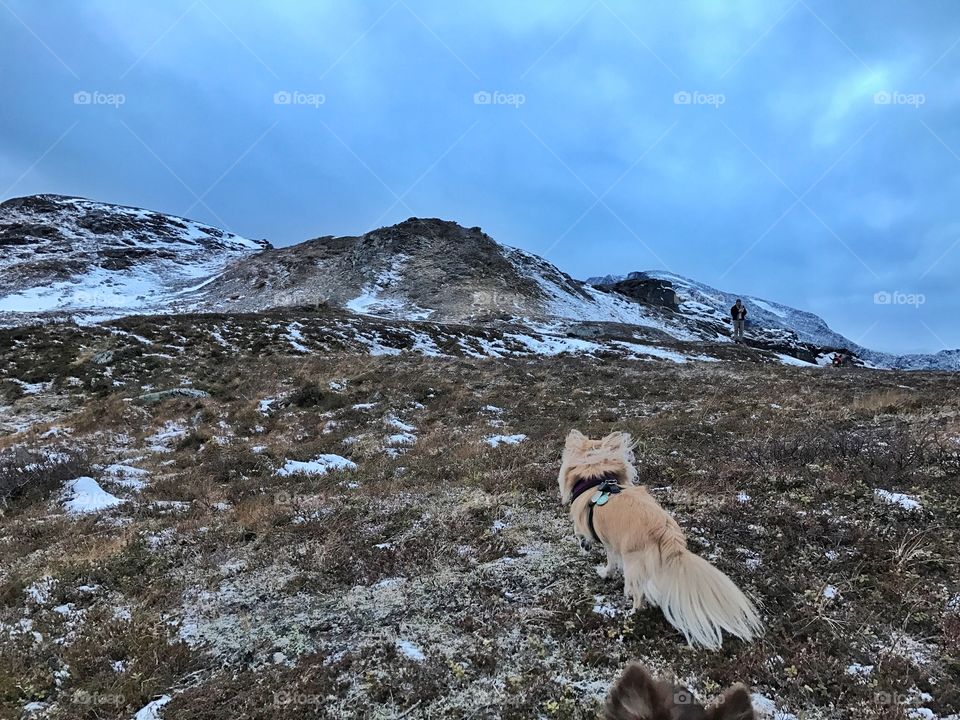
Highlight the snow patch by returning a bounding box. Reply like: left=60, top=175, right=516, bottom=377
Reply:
left=395, top=639, right=426, bottom=662
left=133, top=695, right=172, bottom=720
left=874, top=489, right=922, bottom=511
left=592, top=596, right=619, bottom=617
left=385, top=414, right=416, bottom=432
left=276, top=455, right=357, bottom=477
left=846, top=663, right=874, bottom=678
left=285, top=322, right=309, bottom=353
left=750, top=693, right=798, bottom=720
left=25, top=576, right=55, bottom=604
left=485, top=434, right=527, bottom=447
left=62, top=477, right=124, bottom=514
left=775, top=353, right=816, bottom=367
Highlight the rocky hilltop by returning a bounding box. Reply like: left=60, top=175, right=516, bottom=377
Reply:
left=184, top=218, right=552, bottom=320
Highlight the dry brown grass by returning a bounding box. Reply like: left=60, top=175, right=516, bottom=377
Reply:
left=59, top=526, right=138, bottom=567
left=852, top=388, right=920, bottom=414
left=0, top=315, right=958, bottom=719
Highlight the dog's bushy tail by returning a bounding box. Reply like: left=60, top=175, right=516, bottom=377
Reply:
left=629, top=535, right=762, bottom=648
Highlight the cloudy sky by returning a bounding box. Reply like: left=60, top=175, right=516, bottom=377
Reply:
left=2, top=0, right=958, bottom=353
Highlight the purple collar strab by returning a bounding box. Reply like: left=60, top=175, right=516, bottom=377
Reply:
left=568, top=471, right=621, bottom=504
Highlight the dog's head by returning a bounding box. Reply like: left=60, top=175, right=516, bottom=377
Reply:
left=557, top=429, right=637, bottom=503
left=604, top=664, right=755, bottom=720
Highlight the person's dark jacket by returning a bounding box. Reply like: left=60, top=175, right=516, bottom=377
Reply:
left=730, top=303, right=747, bottom=321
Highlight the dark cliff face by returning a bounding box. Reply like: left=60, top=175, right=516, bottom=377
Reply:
left=609, top=277, right=679, bottom=310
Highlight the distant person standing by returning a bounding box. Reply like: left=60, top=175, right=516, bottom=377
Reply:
left=730, top=299, right=747, bottom=342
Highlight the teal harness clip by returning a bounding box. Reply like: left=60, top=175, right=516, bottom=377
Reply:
left=587, top=478, right=622, bottom=542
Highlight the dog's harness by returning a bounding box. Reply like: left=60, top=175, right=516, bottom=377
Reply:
left=569, top=471, right=623, bottom=544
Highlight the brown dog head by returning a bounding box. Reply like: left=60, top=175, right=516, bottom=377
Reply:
left=557, top=430, right=637, bottom=503
left=604, top=664, right=755, bottom=720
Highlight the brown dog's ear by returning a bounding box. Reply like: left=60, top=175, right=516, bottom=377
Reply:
left=705, top=684, right=755, bottom=720
left=603, top=664, right=669, bottom=720
left=565, top=429, right=587, bottom=449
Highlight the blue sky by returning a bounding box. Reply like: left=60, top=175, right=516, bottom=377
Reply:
left=2, top=0, right=958, bottom=353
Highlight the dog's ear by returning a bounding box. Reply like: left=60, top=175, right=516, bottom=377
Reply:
left=603, top=664, right=670, bottom=720
left=600, top=431, right=633, bottom=453
left=565, top=429, right=587, bottom=449
left=704, top=685, right=755, bottom=720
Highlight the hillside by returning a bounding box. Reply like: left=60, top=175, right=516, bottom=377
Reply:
left=0, top=312, right=958, bottom=719
left=0, top=195, right=269, bottom=321
left=180, top=217, right=682, bottom=332
left=0, top=194, right=956, bottom=371
left=0, top=196, right=957, bottom=718
left=588, top=272, right=960, bottom=372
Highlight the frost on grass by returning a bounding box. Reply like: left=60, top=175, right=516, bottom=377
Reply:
left=144, top=421, right=187, bottom=452
left=102, top=463, right=149, bottom=489
left=2, top=328, right=959, bottom=719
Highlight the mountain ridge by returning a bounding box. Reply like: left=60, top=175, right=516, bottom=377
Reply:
left=1, top=194, right=956, bottom=371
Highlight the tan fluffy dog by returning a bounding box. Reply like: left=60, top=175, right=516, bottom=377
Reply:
left=558, top=430, right=762, bottom=649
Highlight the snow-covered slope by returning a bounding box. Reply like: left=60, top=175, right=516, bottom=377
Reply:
left=587, top=271, right=960, bottom=371
left=588, top=271, right=848, bottom=345
left=1, top=194, right=955, bottom=370
left=0, top=195, right=269, bottom=320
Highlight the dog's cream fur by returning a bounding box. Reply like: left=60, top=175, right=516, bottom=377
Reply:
left=559, top=430, right=762, bottom=649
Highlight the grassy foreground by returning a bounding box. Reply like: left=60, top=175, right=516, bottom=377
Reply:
left=1, top=315, right=958, bottom=719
